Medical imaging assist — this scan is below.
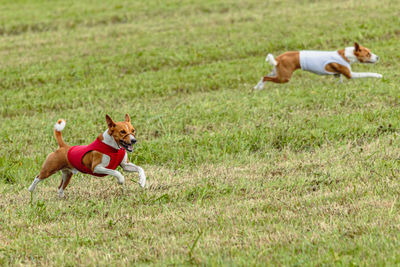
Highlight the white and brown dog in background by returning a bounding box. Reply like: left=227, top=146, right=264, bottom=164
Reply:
left=254, top=42, right=382, bottom=90
left=29, top=114, right=146, bottom=198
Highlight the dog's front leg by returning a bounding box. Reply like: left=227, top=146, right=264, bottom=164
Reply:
left=93, top=165, right=125, bottom=185
left=351, top=72, right=383, bottom=79
left=120, top=155, right=146, bottom=187
left=121, top=162, right=146, bottom=188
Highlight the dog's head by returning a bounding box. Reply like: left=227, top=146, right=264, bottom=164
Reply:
left=352, top=42, right=379, bottom=63
left=105, top=114, right=136, bottom=152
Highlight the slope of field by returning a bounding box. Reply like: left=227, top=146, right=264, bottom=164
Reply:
left=1, top=0, right=400, bottom=265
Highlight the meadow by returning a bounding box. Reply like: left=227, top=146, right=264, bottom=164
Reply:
left=1, top=0, right=400, bottom=265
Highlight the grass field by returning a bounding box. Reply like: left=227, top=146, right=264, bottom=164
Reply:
left=1, top=0, right=400, bottom=265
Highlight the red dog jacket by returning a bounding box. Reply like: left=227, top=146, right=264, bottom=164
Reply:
left=67, top=138, right=126, bottom=177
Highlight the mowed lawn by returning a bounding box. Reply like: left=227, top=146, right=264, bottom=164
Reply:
left=1, top=0, right=400, bottom=265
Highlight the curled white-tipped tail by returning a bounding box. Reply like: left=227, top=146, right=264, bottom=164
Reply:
left=54, top=119, right=67, bottom=147
left=54, top=119, right=66, bottom=132
left=265, top=53, right=277, bottom=66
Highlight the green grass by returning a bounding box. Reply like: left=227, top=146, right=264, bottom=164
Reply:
left=1, top=0, right=400, bottom=265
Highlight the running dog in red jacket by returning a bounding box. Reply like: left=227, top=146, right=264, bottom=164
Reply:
left=29, top=114, right=146, bottom=198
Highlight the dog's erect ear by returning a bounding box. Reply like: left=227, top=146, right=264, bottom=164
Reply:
left=125, top=114, right=131, bottom=123
left=105, top=114, right=116, bottom=129
left=354, top=42, right=361, bottom=52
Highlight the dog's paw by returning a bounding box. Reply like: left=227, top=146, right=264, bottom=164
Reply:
left=58, top=190, right=65, bottom=198
left=254, top=80, right=265, bottom=90
left=375, top=74, right=383, bottom=78
left=117, top=175, right=125, bottom=185
left=139, top=174, right=146, bottom=188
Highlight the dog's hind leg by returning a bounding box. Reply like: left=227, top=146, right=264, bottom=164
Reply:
left=254, top=54, right=279, bottom=90
left=58, top=170, right=73, bottom=198
left=254, top=77, right=265, bottom=90
left=262, top=76, right=289, bottom=83
left=28, top=175, right=42, bottom=192
left=29, top=150, right=68, bottom=193
left=268, top=67, right=277, bottom=77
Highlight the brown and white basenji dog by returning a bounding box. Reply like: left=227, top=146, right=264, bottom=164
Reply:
left=254, top=42, right=382, bottom=90
left=28, top=114, right=146, bottom=198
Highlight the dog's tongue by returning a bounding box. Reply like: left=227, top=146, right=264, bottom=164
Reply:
left=127, top=144, right=133, bottom=151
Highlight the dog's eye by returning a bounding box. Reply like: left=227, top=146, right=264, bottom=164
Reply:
left=121, top=130, right=126, bottom=134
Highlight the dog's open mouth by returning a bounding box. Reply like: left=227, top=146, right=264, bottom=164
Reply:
left=120, top=140, right=133, bottom=152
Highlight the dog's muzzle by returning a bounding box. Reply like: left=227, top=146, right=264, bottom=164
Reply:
left=368, top=54, right=379, bottom=63
left=120, top=139, right=136, bottom=152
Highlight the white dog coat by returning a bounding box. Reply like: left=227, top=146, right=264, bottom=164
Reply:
left=300, top=51, right=351, bottom=75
